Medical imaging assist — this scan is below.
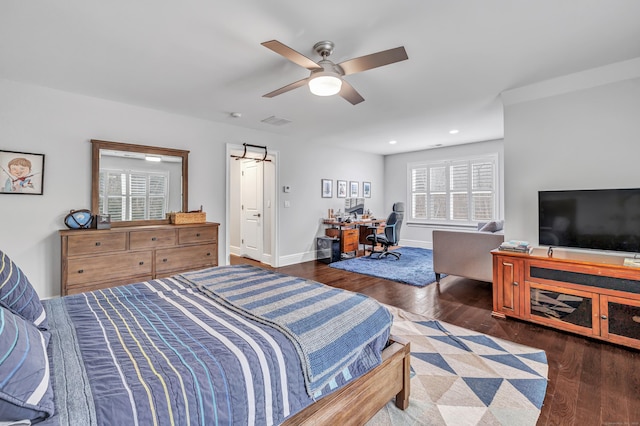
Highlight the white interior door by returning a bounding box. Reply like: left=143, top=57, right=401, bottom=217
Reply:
left=240, top=160, right=263, bottom=261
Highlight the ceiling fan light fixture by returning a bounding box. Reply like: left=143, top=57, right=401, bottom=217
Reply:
left=308, top=73, right=342, bottom=96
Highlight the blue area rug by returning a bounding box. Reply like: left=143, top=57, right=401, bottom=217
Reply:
left=329, top=247, right=442, bottom=287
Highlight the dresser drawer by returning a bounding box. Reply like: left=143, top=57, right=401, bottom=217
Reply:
left=66, top=251, right=153, bottom=286
left=67, top=232, right=127, bottom=256
left=156, top=244, right=217, bottom=274
left=178, top=226, right=217, bottom=245
left=130, top=229, right=176, bottom=249
left=66, top=275, right=153, bottom=295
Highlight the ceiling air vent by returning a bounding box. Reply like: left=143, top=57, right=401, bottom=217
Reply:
left=261, top=116, right=292, bottom=126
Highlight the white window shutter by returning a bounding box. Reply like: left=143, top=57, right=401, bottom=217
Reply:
left=409, top=155, right=498, bottom=225
left=411, top=168, right=428, bottom=218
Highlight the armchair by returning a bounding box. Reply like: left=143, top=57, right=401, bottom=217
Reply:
left=366, top=202, right=405, bottom=259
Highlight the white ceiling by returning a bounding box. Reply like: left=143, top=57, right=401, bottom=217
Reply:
left=1, top=1, right=639, bottom=155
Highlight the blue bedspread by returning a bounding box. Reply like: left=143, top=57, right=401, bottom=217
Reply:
left=41, top=265, right=391, bottom=426
left=181, top=264, right=392, bottom=396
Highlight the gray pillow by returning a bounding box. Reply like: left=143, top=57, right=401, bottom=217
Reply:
left=0, top=305, right=54, bottom=423
left=478, top=220, right=504, bottom=233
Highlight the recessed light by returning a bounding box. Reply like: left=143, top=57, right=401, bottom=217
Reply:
left=449, top=129, right=459, bottom=134
left=389, top=140, right=397, bottom=145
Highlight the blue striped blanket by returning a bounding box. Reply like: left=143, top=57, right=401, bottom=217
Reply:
left=41, top=265, right=391, bottom=425
left=180, top=264, right=392, bottom=396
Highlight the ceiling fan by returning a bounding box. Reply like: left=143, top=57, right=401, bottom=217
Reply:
left=261, top=40, right=408, bottom=105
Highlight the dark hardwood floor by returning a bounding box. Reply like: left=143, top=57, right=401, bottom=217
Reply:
left=231, top=255, right=640, bottom=426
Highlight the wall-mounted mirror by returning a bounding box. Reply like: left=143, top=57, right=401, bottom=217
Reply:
left=91, top=140, right=189, bottom=227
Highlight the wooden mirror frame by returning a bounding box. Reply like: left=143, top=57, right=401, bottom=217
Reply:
left=91, top=139, right=189, bottom=227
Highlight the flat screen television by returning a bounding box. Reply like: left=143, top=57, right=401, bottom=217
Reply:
left=538, top=188, right=640, bottom=253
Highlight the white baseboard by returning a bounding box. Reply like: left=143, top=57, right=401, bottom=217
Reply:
left=278, top=250, right=316, bottom=267
left=398, top=239, right=433, bottom=250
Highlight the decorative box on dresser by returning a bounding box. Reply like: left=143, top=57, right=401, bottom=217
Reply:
left=492, top=247, right=640, bottom=350
left=60, top=222, right=219, bottom=295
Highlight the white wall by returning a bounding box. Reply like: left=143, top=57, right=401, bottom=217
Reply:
left=502, top=64, right=640, bottom=248
left=276, top=144, right=385, bottom=265
left=0, top=78, right=384, bottom=297
left=383, top=139, right=505, bottom=248
left=227, top=145, right=384, bottom=266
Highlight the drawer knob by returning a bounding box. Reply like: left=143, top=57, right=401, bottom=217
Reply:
left=196, top=233, right=201, bottom=237
left=95, top=242, right=101, bottom=246
left=207, top=252, right=211, bottom=256
left=163, top=258, right=168, bottom=262
left=139, top=261, right=144, bottom=265
left=151, top=237, right=157, bottom=241
left=78, top=269, right=84, bottom=274
left=601, top=315, right=608, bottom=320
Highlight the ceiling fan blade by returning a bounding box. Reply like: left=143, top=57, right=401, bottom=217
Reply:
left=261, top=40, right=322, bottom=71
left=263, top=77, right=309, bottom=98
left=339, top=80, right=365, bottom=105
left=338, top=46, right=408, bottom=76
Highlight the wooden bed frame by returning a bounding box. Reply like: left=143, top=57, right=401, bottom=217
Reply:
left=283, top=335, right=411, bottom=425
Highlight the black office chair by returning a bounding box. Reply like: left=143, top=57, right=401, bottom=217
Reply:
left=366, top=202, right=404, bottom=259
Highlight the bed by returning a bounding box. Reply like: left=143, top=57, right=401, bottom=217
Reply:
left=0, top=251, right=410, bottom=426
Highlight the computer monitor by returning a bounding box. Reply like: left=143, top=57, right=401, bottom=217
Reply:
left=345, top=198, right=365, bottom=215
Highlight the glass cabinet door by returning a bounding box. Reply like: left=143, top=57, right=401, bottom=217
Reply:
left=601, top=295, right=640, bottom=347
left=525, top=282, right=598, bottom=335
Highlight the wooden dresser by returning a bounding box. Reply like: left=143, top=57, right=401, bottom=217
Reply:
left=60, top=222, right=219, bottom=295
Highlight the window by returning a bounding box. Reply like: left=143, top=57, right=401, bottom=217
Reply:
left=408, top=154, right=498, bottom=225
left=99, top=169, right=169, bottom=221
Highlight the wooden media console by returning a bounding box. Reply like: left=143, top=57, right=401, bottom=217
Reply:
left=492, top=248, right=640, bottom=349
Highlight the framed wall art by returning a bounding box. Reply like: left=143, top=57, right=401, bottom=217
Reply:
left=363, top=181, right=371, bottom=198
left=349, top=181, right=359, bottom=197
left=321, top=178, right=333, bottom=198
left=337, top=180, right=347, bottom=198
left=0, top=150, right=45, bottom=195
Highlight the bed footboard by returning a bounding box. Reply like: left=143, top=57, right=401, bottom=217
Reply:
left=282, top=335, right=411, bottom=425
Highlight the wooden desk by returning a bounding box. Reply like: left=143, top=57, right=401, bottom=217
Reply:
left=322, top=219, right=385, bottom=257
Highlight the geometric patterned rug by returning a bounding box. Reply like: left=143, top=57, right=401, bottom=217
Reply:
left=367, top=306, right=549, bottom=426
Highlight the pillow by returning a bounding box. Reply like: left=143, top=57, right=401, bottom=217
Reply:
left=478, top=220, right=504, bottom=233
left=0, top=306, right=55, bottom=423
left=0, top=250, right=48, bottom=330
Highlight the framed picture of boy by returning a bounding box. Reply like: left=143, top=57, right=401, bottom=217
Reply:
left=0, top=150, right=45, bottom=195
